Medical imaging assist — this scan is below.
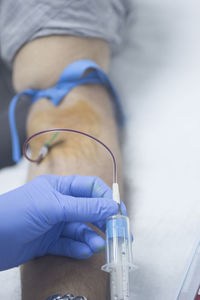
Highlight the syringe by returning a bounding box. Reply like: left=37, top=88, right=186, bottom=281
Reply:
left=102, top=183, right=134, bottom=300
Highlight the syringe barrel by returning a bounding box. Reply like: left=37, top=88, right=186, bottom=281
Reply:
left=103, top=215, right=133, bottom=270
left=101, top=215, right=134, bottom=300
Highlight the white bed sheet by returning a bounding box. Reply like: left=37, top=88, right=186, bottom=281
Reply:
left=1, top=0, right=200, bottom=299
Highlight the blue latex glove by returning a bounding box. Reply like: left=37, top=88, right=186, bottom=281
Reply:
left=0, top=175, right=120, bottom=271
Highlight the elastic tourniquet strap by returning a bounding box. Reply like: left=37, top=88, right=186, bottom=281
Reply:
left=9, top=59, right=124, bottom=163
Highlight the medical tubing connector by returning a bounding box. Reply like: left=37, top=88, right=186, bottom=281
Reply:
left=102, top=215, right=134, bottom=300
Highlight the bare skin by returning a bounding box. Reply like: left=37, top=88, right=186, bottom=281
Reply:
left=13, top=36, right=122, bottom=300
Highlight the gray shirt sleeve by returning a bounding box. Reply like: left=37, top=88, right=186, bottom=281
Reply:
left=0, top=0, right=132, bottom=67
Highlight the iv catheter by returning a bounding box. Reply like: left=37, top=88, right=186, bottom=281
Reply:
left=23, top=128, right=134, bottom=300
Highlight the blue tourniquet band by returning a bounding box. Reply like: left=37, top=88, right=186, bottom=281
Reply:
left=9, top=59, right=124, bottom=163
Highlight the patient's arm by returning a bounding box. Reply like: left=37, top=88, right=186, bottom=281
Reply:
left=13, top=36, right=122, bottom=300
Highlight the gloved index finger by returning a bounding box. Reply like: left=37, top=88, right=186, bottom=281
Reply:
left=57, top=175, right=112, bottom=199
left=59, top=194, right=118, bottom=223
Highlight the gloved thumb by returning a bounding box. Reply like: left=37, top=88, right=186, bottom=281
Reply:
left=57, top=193, right=118, bottom=223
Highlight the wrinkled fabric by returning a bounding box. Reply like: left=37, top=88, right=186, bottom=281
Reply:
left=0, top=0, right=132, bottom=66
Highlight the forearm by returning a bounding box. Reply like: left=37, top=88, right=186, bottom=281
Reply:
left=13, top=35, right=121, bottom=185
left=26, top=84, right=121, bottom=187
left=13, top=36, right=122, bottom=300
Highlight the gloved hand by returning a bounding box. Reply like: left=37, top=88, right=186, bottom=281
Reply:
left=0, top=175, right=121, bottom=271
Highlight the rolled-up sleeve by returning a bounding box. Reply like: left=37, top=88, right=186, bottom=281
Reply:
left=0, top=0, right=132, bottom=66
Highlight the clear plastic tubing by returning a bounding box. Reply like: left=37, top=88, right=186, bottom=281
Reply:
left=102, top=214, right=134, bottom=300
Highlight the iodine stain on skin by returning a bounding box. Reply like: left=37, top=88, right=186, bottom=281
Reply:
left=28, top=100, right=102, bottom=160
